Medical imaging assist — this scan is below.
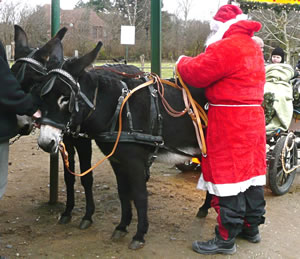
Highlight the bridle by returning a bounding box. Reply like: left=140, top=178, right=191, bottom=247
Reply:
left=13, top=49, right=47, bottom=83
left=8, top=48, right=48, bottom=145
left=39, top=64, right=96, bottom=133
left=14, top=48, right=95, bottom=133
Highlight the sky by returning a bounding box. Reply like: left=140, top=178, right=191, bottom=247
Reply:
left=4, top=0, right=229, bottom=21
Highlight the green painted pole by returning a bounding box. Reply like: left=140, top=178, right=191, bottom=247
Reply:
left=49, top=0, right=60, bottom=204
left=151, top=0, right=162, bottom=77
left=125, top=45, right=129, bottom=63
left=51, top=0, right=60, bottom=37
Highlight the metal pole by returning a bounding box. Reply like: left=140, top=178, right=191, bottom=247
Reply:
left=49, top=0, right=60, bottom=204
left=151, top=0, right=161, bottom=77
left=51, top=0, right=60, bottom=37
left=125, top=45, right=129, bottom=63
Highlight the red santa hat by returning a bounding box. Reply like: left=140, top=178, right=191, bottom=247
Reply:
left=206, top=4, right=248, bottom=46
left=213, top=4, right=243, bottom=23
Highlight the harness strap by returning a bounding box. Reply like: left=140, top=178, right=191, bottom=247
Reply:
left=59, top=71, right=208, bottom=176
left=92, top=131, right=199, bottom=158
left=59, top=79, right=156, bottom=177
left=14, top=49, right=47, bottom=82
left=147, top=79, right=163, bottom=168
left=94, top=131, right=163, bottom=144
left=85, top=86, right=99, bottom=120
left=107, top=82, right=129, bottom=132
left=105, top=77, right=163, bottom=170
left=174, top=66, right=207, bottom=156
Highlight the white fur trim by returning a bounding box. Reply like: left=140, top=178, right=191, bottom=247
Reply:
left=206, top=13, right=248, bottom=47
left=176, top=55, right=186, bottom=65
left=196, top=173, right=266, bottom=196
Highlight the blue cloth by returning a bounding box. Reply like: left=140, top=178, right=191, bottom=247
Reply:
left=0, top=140, right=9, bottom=199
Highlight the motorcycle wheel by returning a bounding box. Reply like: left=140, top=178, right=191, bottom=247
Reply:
left=268, top=136, right=297, bottom=196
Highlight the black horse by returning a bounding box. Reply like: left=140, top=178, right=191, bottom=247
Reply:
left=11, top=25, right=64, bottom=135
left=35, top=41, right=208, bottom=249
left=11, top=25, right=97, bottom=229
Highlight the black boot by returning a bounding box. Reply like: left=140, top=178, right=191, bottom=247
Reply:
left=196, top=191, right=212, bottom=218
left=196, top=207, right=209, bottom=218
left=238, top=227, right=261, bottom=243
left=192, top=236, right=236, bottom=255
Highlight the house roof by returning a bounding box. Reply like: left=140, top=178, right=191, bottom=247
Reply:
left=42, top=4, right=106, bottom=28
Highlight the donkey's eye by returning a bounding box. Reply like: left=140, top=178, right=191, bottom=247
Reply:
left=61, top=96, right=70, bottom=102
left=57, top=95, right=70, bottom=110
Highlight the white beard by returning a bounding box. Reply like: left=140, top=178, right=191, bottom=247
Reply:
left=205, top=30, right=224, bottom=47
left=205, top=13, right=248, bottom=47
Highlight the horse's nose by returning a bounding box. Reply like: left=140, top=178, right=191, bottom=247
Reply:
left=40, top=139, right=56, bottom=153
left=38, top=125, right=62, bottom=153
left=38, top=135, right=58, bottom=153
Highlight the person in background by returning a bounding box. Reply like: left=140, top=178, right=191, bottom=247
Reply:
left=296, top=57, right=300, bottom=71
left=0, top=40, right=41, bottom=199
left=252, top=36, right=264, bottom=53
left=264, top=46, right=294, bottom=134
left=177, top=4, right=266, bottom=255
left=271, top=47, right=285, bottom=64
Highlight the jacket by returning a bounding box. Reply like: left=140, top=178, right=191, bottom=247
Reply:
left=177, top=20, right=266, bottom=196
left=0, top=41, right=38, bottom=142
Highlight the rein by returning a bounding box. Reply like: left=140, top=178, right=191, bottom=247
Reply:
left=59, top=67, right=208, bottom=177
left=59, top=78, right=156, bottom=177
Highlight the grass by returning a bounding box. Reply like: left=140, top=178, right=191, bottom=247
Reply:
left=94, top=61, right=175, bottom=79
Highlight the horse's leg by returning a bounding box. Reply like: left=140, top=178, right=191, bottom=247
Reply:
left=196, top=191, right=212, bottom=218
left=117, top=152, right=149, bottom=249
left=76, top=137, right=95, bottom=229
left=129, top=167, right=149, bottom=250
left=110, top=161, right=132, bottom=240
left=99, top=143, right=150, bottom=250
left=59, top=135, right=76, bottom=224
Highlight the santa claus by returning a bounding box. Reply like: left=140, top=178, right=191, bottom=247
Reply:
left=177, top=4, right=266, bottom=255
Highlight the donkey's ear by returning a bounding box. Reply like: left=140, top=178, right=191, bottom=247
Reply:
left=53, top=27, right=68, bottom=41
left=69, top=41, right=103, bottom=75
left=36, top=38, right=64, bottom=65
left=14, top=25, right=28, bottom=48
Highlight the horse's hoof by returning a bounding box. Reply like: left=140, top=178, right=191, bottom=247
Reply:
left=79, top=219, right=92, bottom=229
left=58, top=215, right=72, bottom=224
left=111, top=229, right=128, bottom=241
left=196, top=208, right=208, bottom=218
left=128, top=240, right=145, bottom=250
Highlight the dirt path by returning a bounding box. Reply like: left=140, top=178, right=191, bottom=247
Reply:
left=0, top=134, right=300, bottom=258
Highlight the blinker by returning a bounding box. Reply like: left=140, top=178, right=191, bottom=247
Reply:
left=41, top=76, right=57, bottom=96
left=16, top=64, right=26, bottom=82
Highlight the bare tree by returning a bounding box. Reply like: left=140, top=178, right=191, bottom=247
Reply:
left=178, top=0, right=193, bottom=22
left=0, top=1, right=23, bottom=44
left=174, top=0, right=194, bottom=54
left=249, top=9, right=300, bottom=65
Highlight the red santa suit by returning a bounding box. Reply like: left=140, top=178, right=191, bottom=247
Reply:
left=177, top=18, right=266, bottom=197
